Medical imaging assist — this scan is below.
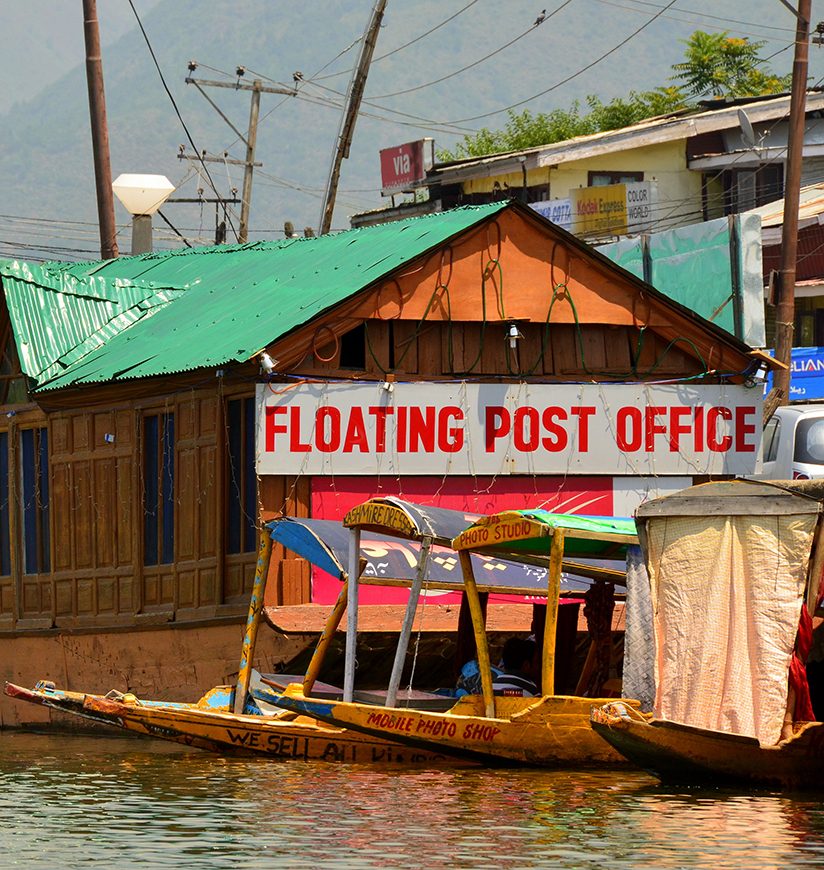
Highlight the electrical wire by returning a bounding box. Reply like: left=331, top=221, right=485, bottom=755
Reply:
left=590, top=0, right=798, bottom=41
left=599, top=0, right=796, bottom=34
left=156, top=210, right=194, bottom=248
left=369, top=2, right=572, bottom=100
left=312, top=0, right=483, bottom=81
left=429, top=0, right=683, bottom=125
left=126, top=0, right=239, bottom=242
left=291, top=86, right=477, bottom=135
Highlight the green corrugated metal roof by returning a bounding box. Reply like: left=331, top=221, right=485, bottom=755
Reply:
left=0, top=259, right=187, bottom=384
left=0, top=202, right=508, bottom=391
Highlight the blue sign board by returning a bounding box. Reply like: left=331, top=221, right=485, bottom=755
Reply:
left=766, top=347, right=824, bottom=400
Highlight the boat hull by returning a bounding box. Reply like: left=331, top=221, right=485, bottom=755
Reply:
left=81, top=694, right=456, bottom=764
left=4, top=682, right=128, bottom=729
left=4, top=681, right=458, bottom=765
left=275, top=685, right=637, bottom=766
left=591, top=702, right=824, bottom=789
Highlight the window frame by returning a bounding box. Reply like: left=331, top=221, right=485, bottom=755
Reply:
left=19, top=426, right=49, bottom=575
left=143, top=411, right=175, bottom=567
left=587, top=170, right=644, bottom=187
left=226, top=396, right=258, bottom=555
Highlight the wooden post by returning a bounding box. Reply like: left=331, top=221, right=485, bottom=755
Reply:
left=458, top=551, right=495, bottom=718
left=303, top=579, right=348, bottom=695
left=82, top=0, right=119, bottom=259
left=386, top=536, right=432, bottom=707
left=343, top=527, right=361, bottom=702
left=319, top=0, right=387, bottom=233
left=239, top=80, right=261, bottom=244
left=773, top=0, right=812, bottom=403
left=542, top=529, right=565, bottom=696
left=233, top=528, right=273, bottom=714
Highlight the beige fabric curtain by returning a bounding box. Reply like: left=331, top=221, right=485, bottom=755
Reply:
left=646, top=513, right=817, bottom=745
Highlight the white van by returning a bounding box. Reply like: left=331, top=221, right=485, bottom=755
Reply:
left=759, top=403, right=824, bottom=480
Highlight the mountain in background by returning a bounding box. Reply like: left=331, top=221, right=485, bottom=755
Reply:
left=0, top=0, right=814, bottom=260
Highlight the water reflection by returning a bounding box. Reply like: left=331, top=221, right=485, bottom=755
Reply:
left=2, top=732, right=824, bottom=868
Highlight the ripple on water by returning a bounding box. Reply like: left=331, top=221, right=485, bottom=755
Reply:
left=2, top=732, right=824, bottom=869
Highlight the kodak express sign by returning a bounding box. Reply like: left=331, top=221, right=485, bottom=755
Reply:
left=255, top=382, right=762, bottom=477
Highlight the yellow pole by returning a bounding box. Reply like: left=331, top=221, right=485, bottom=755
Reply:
left=542, top=529, right=565, bottom=697
left=233, top=528, right=274, bottom=714
left=458, top=550, right=495, bottom=718
left=303, top=580, right=348, bottom=695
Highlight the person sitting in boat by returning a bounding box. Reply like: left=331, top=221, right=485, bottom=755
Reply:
left=455, top=658, right=502, bottom=697
left=492, top=637, right=538, bottom=697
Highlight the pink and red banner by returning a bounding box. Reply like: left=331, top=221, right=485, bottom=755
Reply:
left=310, top=475, right=612, bottom=605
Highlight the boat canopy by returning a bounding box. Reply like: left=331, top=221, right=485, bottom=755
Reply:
left=452, top=510, right=638, bottom=560
left=634, top=478, right=823, bottom=746
left=268, top=512, right=594, bottom=596
left=343, top=497, right=480, bottom=544
left=637, top=479, right=824, bottom=519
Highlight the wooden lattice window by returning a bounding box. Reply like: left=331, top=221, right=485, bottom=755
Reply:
left=20, top=427, right=49, bottom=574
left=0, top=325, right=27, bottom=405
left=226, top=396, right=257, bottom=554
left=143, top=413, right=175, bottom=566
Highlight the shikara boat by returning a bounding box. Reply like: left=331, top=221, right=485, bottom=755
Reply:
left=275, top=503, right=643, bottom=766
left=591, top=479, right=824, bottom=790
left=4, top=519, right=469, bottom=763
left=5, top=499, right=539, bottom=764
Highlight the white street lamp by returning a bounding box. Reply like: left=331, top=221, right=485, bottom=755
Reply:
left=112, top=173, right=175, bottom=255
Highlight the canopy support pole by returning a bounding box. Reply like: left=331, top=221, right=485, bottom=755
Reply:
left=386, top=535, right=432, bottom=708
left=233, top=528, right=273, bottom=714
left=343, top=527, right=361, bottom=703
left=303, top=579, right=349, bottom=696
left=541, top=529, right=564, bottom=697
left=458, top=550, right=495, bottom=718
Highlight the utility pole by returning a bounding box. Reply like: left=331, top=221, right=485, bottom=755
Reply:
left=240, top=80, right=261, bottom=243
left=774, top=0, right=812, bottom=404
left=166, top=195, right=241, bottom=245
left=319, top=0, right=387, bottom=235
left=184, top=67, right=295, bottom=243
left=82, top=0, right=119, bottom=259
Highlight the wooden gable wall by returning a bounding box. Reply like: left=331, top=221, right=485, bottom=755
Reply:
left=0, top=207, right=754, bottom=632
left=271, top=207, right=750, bottom=382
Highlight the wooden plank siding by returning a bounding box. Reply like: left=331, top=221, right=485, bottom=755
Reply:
left=0, top=384, right=266, bottom=633
left=0, top=204, right=755, bottom=633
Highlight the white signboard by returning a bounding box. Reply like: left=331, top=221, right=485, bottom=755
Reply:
left=626, top=182, right=655, bottom=234
left=530, top=199, right=572, bottom=232
left=256, top=382, right=762, bottom=477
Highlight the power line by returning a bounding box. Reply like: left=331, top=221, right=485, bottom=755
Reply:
left=369, top=2, right=572, bottom=100
left=156, top=209, right=194, bottom=248
left=590, top=0, right=797, bottom=41
left=312, top=0, right=482, bottom=81
left=126, top=0, right=239, bottom=241
left=292, top=86, right=476, bottom=135
left=430, top=0, right=681, bottom=125
left=600, top=0, right=796, bottom=34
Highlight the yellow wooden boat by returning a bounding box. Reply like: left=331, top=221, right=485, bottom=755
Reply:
left=8, top=499, right=548, bottom=764
left=591, top=480, right=824, bottom=790
left=275, top=502, right=643, bottom=766
left=4, top=522, right=467, bottom=764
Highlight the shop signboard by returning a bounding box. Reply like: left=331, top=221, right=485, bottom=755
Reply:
left=571, top=183, right=627, bottom=236
left=380, top=139, right=432, bottom=194
left=529, top=198, right=572, bottom=232
left=569, top=182, right=654, bottom=236
left=765, top=346, right=824, bottom=400
left=256, top=381, right=762, bottom=477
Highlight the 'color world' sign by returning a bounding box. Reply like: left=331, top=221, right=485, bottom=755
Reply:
left=256, top=382, right=762, bottom=477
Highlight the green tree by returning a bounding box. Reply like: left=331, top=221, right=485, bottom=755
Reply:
left=671, top=30, right=792, bottom=98
left=438, top=89, right=686, bottom=161
left=438, top=30, right=791, bottom=161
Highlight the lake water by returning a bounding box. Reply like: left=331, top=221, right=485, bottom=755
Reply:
left=2, top=731, right=824, bottom=869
